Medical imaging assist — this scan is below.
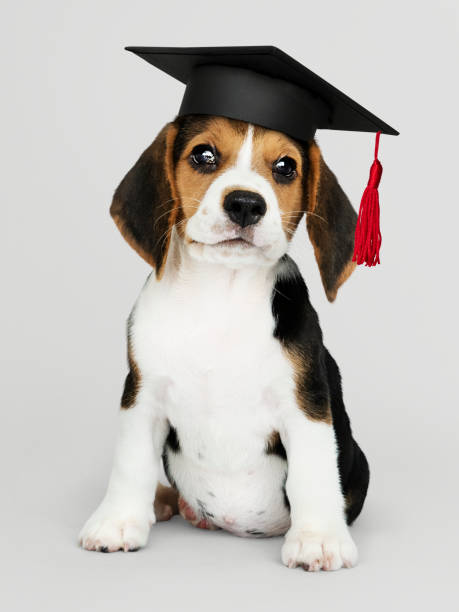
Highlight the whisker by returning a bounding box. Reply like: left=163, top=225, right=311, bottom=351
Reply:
left=154, top=207, right=179, bottom=226
left=280, top=209, right=327, bottom=224
left=156, top=219, right=186, bottom=250
left=282, top=221, right=300, bottom=231
left=181, top=197, right=202, bottom=205
left=155, top=195, right=204, bottom=248
left=154, top=199, right=200, bottom=227
left=306, top=211, right=327, bottom=224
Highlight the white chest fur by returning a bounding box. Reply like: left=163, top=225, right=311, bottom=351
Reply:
left=130, top=245, right=295, bottom=535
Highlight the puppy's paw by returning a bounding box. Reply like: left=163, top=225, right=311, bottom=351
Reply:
left=154, top=483, right=179, bottom=522
left=281, top=526, right=358, bottom=571
left=79, top=502, right=154, bottom=553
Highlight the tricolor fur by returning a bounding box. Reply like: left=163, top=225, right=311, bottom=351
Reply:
left=79, top=116, right=369, bottom=571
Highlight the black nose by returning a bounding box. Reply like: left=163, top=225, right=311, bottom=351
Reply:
left=223, top=190, right=267, bottom=228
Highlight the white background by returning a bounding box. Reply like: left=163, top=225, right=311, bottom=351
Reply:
left=1, top=1, right=458, bottom=610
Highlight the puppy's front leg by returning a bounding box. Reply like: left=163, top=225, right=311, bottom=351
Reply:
left=79, top=398, right=168, bottom=553
left=281, top=413, right=358, bottom=571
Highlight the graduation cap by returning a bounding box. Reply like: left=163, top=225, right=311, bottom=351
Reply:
left=125, top=45, right=399, bottom=267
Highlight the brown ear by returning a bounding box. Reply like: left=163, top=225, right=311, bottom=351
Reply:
left=110, top=122, right=179, bottom=278
left=306, top=142, right=357, bottom=302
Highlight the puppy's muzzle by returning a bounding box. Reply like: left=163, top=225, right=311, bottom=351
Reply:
left=223, top=190, right=267, bottom=228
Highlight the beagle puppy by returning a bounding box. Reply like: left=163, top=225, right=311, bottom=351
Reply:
left=79, top=115, right=369, bottom=571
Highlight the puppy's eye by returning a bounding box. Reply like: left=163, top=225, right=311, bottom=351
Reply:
left=190, top=144, right=218, bottom=172
left=272, top=156, right=297, bottom=183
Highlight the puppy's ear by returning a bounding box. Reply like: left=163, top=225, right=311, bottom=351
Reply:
left=110, top=122, right=179, bottom=278
left=305, top=142, right=357, bottom=302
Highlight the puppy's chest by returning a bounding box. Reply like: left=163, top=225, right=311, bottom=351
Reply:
left=133, top=278, right=294, bottom=428
left=132, top=279, right=295, bottom=534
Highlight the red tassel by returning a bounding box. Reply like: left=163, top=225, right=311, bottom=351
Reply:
left=353, top=131, right=383, bottom=267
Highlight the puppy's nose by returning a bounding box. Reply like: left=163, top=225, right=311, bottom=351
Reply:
left=223, top=190, right=267, bottom=228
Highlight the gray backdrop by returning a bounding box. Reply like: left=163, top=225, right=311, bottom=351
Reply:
left=2, top=1, right=458, bottom=610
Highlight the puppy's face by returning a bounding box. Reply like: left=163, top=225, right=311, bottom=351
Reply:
left=173, top=117, right=305, bottom=267
left=111, top=115, right=358, bottom=301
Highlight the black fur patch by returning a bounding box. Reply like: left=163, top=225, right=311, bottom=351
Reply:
left=272, top=256, right=330, bottom=421
left=120, top=370, right=138, bottom=408
left=271, top=255, right=369, bottom=524
left=272, top=256, right=322, bottom=346
left=166, top=426, right=180, bottom=452
left=324, top=349, right=370, bottom=524
left=162, top=425, right=181, bottom=490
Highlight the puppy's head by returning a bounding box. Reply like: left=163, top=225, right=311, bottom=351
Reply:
left=110, top=115, right=357, bottom=301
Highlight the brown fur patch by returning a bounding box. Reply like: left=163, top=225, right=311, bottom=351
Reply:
left=307, top=142, right=322, bottom=214
left=252, top=126, right=305, bottom=238
left=285, top=346, right=332, bottom=423
left=156, top=124, right=180, bottom=279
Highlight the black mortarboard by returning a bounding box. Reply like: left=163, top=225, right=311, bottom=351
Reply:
left=125, top=45, right=398, bottom=142
left=125, top=45, right=399, bottom=267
